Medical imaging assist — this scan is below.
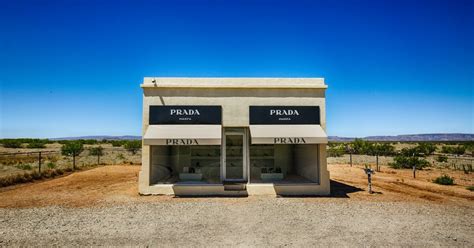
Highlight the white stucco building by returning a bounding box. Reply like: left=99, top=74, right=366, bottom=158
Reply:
left=139, top=78, right=329, bottom=196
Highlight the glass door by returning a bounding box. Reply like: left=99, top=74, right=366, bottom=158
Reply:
left=224, top=131, right=246, bottom=181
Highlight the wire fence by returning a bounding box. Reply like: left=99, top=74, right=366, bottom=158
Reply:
left=0, top=147, right=142, bottom=178
left=327, top=153, right=473, bottom=172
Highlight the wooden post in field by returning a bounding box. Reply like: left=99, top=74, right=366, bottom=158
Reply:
left=350, top=152, right=353, bottom=167
left=97, top=152, right=100, bottom=165
left=412, top=152, right=416, bottom=178
left=73, top=152, right=76, bottom=170
left=38, top=152, right=42, bottom=174
left=376, top=154, right=379, bottom=172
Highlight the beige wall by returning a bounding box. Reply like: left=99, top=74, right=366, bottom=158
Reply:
left=294, top=144, right=320, bottom=183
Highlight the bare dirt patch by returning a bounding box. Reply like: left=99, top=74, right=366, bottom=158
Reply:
left=1, top=164, right=472, bottom=208
left=0, top=165, right=141, bottom=208
left=328, top=164, right=473, bottom=205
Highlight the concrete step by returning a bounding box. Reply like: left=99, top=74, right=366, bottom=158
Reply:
left=223, top=181, right=247, bottom=191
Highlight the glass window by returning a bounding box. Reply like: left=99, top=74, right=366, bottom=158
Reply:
left=249, top=144, right=319, bottom=184
left=150, top=145, right=221, bottom=184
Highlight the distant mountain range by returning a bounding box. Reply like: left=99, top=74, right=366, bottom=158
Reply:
left=51, top=133, right=473, bottom=142
left=51, top=135, right=141, bottom=141
left=329, top=133, right=474, bottom=142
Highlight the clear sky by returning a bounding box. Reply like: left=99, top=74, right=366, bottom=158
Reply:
left=0, top=0, right=473, bottom=138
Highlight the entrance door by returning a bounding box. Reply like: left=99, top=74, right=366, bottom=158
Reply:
left=223, top=130, right=246, bottom=181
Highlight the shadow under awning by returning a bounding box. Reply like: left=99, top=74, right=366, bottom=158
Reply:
left=249, top=125, right=327, bottom=144
left=143, top=125, right=222, bottom=145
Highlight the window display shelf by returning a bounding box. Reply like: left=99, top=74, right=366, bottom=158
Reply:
left=226, top=156, right=243, bottom=159
left=191, top=156, right=220, bottom=160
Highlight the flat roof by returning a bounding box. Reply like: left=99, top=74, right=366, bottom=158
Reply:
left=141, top=77, right=327, bottom=89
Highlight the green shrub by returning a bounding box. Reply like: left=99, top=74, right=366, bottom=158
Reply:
left=441, top=145, right=466, bottom=155
left=433, top=175, right=455, bottom=185
left=436, top=155, right=448, bottom=163
left=110, top=140, right=125, bottom=147
left=61, top=141, right=84, bottom=156
left=389, top=155, right=430, bottom=170
left=31, top=171, right=42, bottom=180
left=124, top=140, right=141, bottom=154
left=414, top=143, right=437, bottom=156
left=463, top=142, right=474, bottom=156
left=26, top=141, right=46, bottom=148
left=116, top=153, right=125, bottom=160
left=46, top=162, right=56, bottom=169
left=466, top=186, right=474, bottom=191
left=77, top=139, right=98, bottom=145
left=56, top=168, right=64, bottom=175
left=89, top=146, right=104, bottom=156
left=15, top=164, right=33, bottom=170
left=349, top=139, right=395, bottom=156
left=328, top=145, right=345, bottom=157
left=2, top=139, right=23, bottom=148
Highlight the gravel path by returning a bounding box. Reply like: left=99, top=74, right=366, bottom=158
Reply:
left=1, top=198, right=472, bottom=247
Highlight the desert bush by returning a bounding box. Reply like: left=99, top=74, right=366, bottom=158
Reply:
left=15, top=163, right=33, bottom=170
left=124, top=140, right=141, bottom=154
left=61, top=141, right=84, bottom=169
left=436, top=155, right=448, bottom=163
left=61, top=141, right=84, bottom=156
left=433, top=175, right=455, bottom=185
left=371, top=143, right=396, bottom=156
left=26, top=140, right=47, bottom=149
left=110, top=140, right=126, bottom=147
left=466, top=186, right=474, bottom=191
left=463, top=142, right=474, bottom=156
left=31, top=171, right=42, bottom=180
left=116, top=153, right=125, bottom=160
left=441, top=145, right=466, bottom=155
left=389, top=155, right=430, bottom=170
left=328, top=145, right=345, bottom=157
left=414, top=143, right=436, bottom=156
left=351, top=139, right=372, bottom=154
left=349, top=139, right=395, bottom=156
left=77, top=139, right=98, bottom=145
left=2, top=139, right=23, bottom=148
left=46, top=162, right=56, bottom=169
left=56, top=168, right=65, bottom=175
left=89, top=146, right=104, bottom=156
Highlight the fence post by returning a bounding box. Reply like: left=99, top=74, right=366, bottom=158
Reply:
left=97, top=153, right=100, bottom=165
left=376, top=154, right=379, bottom=172
left=38, top=152, right=42, bottom=174
left=73, top=152, right=76, bottom=170
left=412, top=152, right=416, bottom=178
left=350, top=152, right=353, bottom=167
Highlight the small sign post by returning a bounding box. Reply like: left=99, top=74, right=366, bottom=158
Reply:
left=364, top=166, right=374, bottom=194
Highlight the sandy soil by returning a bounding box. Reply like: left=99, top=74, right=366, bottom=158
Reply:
left=0, top=165, right=473, bottom=247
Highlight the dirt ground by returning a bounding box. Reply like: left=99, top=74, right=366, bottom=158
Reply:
left=0, top=165, right=473, bottom=246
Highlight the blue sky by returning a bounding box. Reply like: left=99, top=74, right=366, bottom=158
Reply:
left=0, top=0, right=473, bottom=138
